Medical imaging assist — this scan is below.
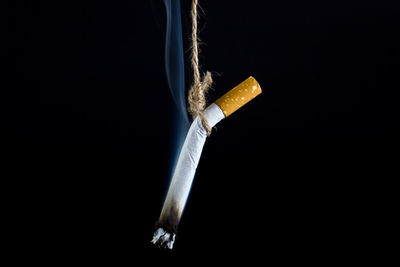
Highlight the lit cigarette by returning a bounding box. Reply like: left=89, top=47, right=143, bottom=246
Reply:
left=152, top=76, right=262, bottom=249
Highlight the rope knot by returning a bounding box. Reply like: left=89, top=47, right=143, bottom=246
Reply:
left=188, top=71, right=213, bottom=135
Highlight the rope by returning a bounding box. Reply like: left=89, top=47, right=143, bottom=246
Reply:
left=188, top=0, right=212, bottom=136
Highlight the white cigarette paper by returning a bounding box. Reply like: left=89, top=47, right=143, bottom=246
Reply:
left=163, top=103, right=224, bottom=217
left=152, top=77, right=262, bottom=249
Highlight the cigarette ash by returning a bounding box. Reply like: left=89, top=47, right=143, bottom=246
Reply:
left=151, top=228, right=176, bottom=249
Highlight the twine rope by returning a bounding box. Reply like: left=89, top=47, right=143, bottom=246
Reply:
left=188, top=0, right=212, bottom=136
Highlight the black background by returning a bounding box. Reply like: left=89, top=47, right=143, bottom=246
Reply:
left=4, top=0, right=399, bottom=264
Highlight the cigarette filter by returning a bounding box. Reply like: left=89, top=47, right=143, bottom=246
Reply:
left=215, top=76, right=262, bottom=117
left=152, top=77, right=262, bottom=249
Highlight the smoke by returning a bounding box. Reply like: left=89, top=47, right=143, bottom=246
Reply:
left=163, top=0, right=189, bottom=178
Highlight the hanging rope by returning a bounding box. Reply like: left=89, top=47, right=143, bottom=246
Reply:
left=188, top=0, right=213, bottom=136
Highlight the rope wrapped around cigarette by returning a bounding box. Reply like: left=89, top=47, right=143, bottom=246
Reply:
left=152, top=76, right=262, bottom=249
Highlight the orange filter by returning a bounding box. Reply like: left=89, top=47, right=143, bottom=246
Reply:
left=215, top=76, right=262, bottom=117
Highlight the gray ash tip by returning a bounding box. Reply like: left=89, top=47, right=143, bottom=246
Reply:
left=151, top=228, right=176, bottom=249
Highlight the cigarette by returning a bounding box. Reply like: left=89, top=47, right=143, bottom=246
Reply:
left=152, top=76, right=262, bottom=249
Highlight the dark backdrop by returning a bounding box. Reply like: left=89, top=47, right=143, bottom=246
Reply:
left=4, top=0, right=399, bottom=264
